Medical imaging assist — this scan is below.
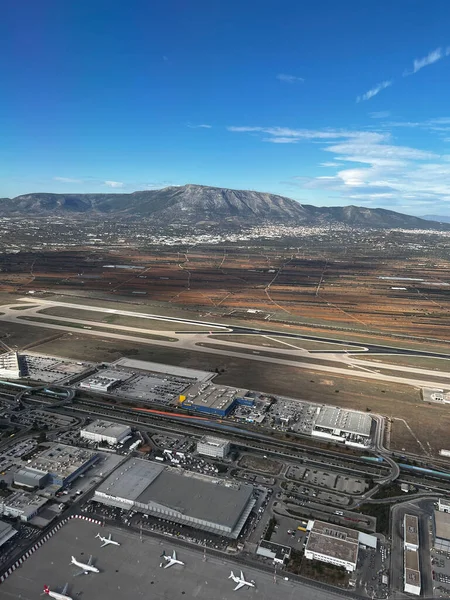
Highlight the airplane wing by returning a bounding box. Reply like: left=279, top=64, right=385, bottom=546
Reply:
left=164, top=559, right=175, bottom=569
left=101, top=541, right=108, bottom=547
left=73, top=569, right=86, bottom=577
left=240, top=571, right=245, bottom=581
left=233, top=582, right=245, bottom=591
left=61, top=583, right=69, bottom=595
left=87, top=555, right=93, bottom=566
left=172, top=550, right=177, bottom=560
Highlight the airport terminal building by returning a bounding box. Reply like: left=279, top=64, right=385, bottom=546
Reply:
left=94, top=459, right=255, bottom=538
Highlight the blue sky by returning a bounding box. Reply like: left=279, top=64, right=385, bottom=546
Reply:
left=2, top=1, right=450, bottom=215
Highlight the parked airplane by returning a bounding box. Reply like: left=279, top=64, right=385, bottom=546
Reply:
left=159, top=550, right=185, bottom=569
left=43, top=584, right=72, bottom=600
left=70, top=555, right=99, bottom=576
left=229, top=571, right=255, bottom=591
left=96, top=533, right=120, bottom=547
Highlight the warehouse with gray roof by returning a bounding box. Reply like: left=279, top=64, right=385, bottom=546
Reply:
left=94, top=458, right=255, bottom=538
left=312, top=407, right=372, bottom=447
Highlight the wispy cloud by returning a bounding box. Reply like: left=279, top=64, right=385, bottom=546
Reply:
left=186, top=123, right=212, bottom=129
left=230, top=122, right=450, bottom=211
left=356, top=80, right=392, bottom=103
left=404, top=47, right=450, bottom=76
left=104, top=181, right=124, bottom=188
left=276, top=73, right=304, bottom=84
left=53, top=176, right=83, bottom=183
left=369, top=111, right=391, bottom=119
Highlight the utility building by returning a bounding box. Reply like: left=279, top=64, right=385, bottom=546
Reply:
left=94, top=459, right=255, bottom=539
left=14, top=468, right=49, bottom=489
left=81, top=420, right=131, bottom=445
left=304, top=520, right=360, bottom=572
left=197, top=436, right=230, bottom=459
left=434, top=510, right=450, bottom=552
left=0, top=352, right=22, bottom=379
left=403, top=514, right=421, bottom=596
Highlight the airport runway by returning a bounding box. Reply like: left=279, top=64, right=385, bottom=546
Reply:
left=1, top=298, right=450, bottom=390
left=0, top=519, right=354, bottom=600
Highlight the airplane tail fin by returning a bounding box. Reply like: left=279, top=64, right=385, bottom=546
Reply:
left=71, top=556, right=76, bottom=564
left=96, top=533, right=100, bottom=539
left=43, top=585, right=50, bottom=594
left=229, top=571, right=234, bottom=579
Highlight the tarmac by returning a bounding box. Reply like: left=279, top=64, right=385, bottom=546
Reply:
left=0, top=519, right=349, bottom=600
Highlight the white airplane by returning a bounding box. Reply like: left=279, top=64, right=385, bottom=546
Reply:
left=70, top=555, right=99, bottom=576
left=229, top=570, right=255, bottom=591
left=96, top=532, right=120, bottom=547
left=159, top=550, right=185, bottom=569
left=42, top=584, right=72, bottom=600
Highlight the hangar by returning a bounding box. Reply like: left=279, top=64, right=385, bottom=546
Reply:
left=94, top=459, right=255, bottom=538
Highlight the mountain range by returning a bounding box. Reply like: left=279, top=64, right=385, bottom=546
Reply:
left=0, top=184, right=447, bottom=230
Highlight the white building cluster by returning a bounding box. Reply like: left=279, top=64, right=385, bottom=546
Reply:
left=80, top=419, right=131, bottom=446
left=0, top=352, right=21, bottom=379
left=403, top=514, right=420, bottom=596
left=197, top=436, right=230, bottom=459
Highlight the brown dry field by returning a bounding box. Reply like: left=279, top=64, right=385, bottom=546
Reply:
left=353, top=354, right=450, bottom=371
left=1, top=248, right=450, bottom=342
left=209, top=333, right=362, bottom=351
left=17, top=315, right=177, bottom=342
left=38, top=306, right=223, bottom=331
left=29, top=331, right=450, bottom=456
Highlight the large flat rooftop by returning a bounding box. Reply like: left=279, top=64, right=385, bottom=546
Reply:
left=184, top=382, right=247, bottom=411
left=96, top=459, right=254, bottom=532
left=27, top=443, right=98, bottom=481
left=404, top=514, right=419, bottom=547
left=404, top=548, right=421, bottom=588
left=435, top=510, right=450, bottom=541
left=314, top=407, right=372, bottom=436
left=305, top=520, right=359, bottom=565
left=0, top=519, right=346, bottom=600
left=81, top=419, right=131, bottom=439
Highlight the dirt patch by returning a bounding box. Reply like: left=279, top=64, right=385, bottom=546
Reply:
left=238, top=454, right=282, bottom=475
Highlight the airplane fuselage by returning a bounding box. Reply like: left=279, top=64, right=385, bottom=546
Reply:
left=46, top=591, right=73, bottom=600
left=71, top=557, right=99, bottom=574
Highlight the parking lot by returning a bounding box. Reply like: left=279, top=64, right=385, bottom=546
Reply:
left=431, top=548, right=450, bottom=595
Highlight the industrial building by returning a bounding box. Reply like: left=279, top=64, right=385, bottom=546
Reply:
left=0, top=491, right=48, bottom=522
left=434, top=510, right=450, bottom=552
left=181, top=382, right=251, bottom=417
left=438, top=498, right=450, bottom=513
left=312, top=407, right=372, bottom=446
left=256, top=540, right=291, bottom=565
left=26, top=444, right=98, bottom=487
left=304, top=520, right=360, bottom=572
left=0, top=520, right=17, bottom=548
left=404, top=514, right=419, bottom=551
left=404, top=549, right=421, bottom=596
left=0, top=352, right=22, bottom=379
left=80, top=419, right=131, bottom=445
left=79, top=375, right=124, bottom=392
left=197, top=436, right=230, bottom=459
left=94, top=459, right=255, bottom=538
left=14, top=467, right=49, bottom=489
left=403, top=514, right=421, bottom=596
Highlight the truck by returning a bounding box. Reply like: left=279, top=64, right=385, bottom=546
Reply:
left=297, top=526, right=307, bottom=532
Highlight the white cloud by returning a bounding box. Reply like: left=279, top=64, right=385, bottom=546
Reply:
left=229, top=121, right=450, bottom=211
left=104, top=181, right=124, bottom=188
left=276, top=73, right=305, bottom=84
left=404, top=47, right=450, bottom=76
left=369, top=111, right=391, bottom=119
left=53, top=176, right=82, bottom=183
left=187, top=123, right=212, bottom=129
left=356, top=80, right=392, bottom=103
left=263, top=137, right=299, bottom=143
